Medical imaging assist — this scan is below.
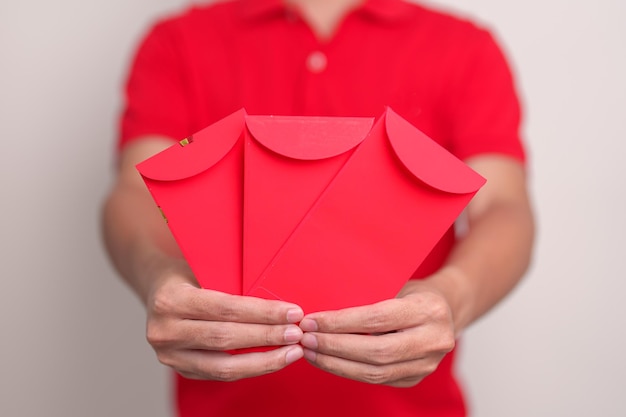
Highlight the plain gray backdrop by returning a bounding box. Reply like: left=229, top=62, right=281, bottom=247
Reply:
left=1, top=0, right=624, bottom=415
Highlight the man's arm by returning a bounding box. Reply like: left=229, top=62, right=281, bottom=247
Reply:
left=101, top=137, right=305, bottom=381
left=101, top=137, right=182, bottom=301
left=297, top=155, right=535, bottom=387
left=425, top=155, right=535, bottom=334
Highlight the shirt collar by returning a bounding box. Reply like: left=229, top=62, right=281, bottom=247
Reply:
left=239, top=0, right=286, bottom=21
left=359, top=0, right=415, bottom=22
left=240, top=0, right=412, bottom=22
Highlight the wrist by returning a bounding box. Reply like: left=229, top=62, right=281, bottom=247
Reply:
left=130, top=241, right=193, bottom=306
left=423, top=266, right=474, bottom=336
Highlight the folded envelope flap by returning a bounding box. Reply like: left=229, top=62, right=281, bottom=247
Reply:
left=136, top=109, right=247, bottom=181
left=385, top=108, right=486, bottom=194
left=245, top=115, right=374, bottom=160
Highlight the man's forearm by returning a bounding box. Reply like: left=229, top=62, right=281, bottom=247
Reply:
left=101, top=181, right=182, bottom=303
left=427, top=200, right=534, bottom=335
left=101, top=138, right=182, bottom=304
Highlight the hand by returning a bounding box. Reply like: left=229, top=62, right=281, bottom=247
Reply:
left=298, top=279, right=455, bottom=387
left=144, top=262, right=305, bottom=381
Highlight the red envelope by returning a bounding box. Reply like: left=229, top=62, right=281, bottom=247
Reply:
left=136, top=108, right=486, bottom=314
left=242, top=115, right=373, bottom=295
left=137, top=109, right=246, bottom=294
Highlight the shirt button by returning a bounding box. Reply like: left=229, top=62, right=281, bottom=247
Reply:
left=306, top=51, right=327, bottom=73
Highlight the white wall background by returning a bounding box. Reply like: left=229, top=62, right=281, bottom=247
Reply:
left=1, top=0, right=624, bottom=416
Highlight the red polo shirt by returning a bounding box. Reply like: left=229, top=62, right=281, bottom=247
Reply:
left=119, top=1, right=525, bottom=416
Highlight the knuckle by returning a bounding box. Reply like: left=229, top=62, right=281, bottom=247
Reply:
left=150, top=288, right=175, bottom=316
left=264, top=326, right=280, bottom=346
left=259, top=303, right=282, bottom=324
left=440, top=333, right=456, bottom=353
left=430, top=328, right=456, bottom=354
left=207, top=326, right=235, bottom=350
left=389, top=378, right=421, bottom=388
left=154, top=350, right=176, bottom=369
left=369, top=340, right=399, bottom=365
left=177, top=370, right=199, bottom=380
left=146, top=322, right=173, bottom=348
left=422, top=358, right=441, bottom=376
left=361, top=366, right=392, bottom=385
left=429, top=300, right=451, bottom=322
left=211, top=363, right=239, bottom=382
left=214, top=300, right=240, bottom=321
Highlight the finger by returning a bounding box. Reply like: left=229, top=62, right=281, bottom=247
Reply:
left=154, top=284, right=304, bottom=324
left=148, top=319, right=303, bottom=351
left=300, top=299, right=425, bottom=334
left=300, top=325, right=454, bottom=366
left=161, top=345, right=304, bottom=382
left=385, top=375, right=426, bottom=388
left=303, top=348, right=442, bottom=386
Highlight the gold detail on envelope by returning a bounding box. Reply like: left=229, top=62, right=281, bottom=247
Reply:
left=179, top=135, right=194, bottom=147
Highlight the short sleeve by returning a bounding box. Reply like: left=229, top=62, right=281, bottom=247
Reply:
left=446, top=29, right=526, bottom=163
left=118, top=21, right=192, bottom=150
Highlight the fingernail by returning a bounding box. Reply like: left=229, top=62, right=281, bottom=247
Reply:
left=284, top=326, right=303, bottom=343
left=300, top=333, right=318, bottom=350
left=285, top=346, right=303, bottom=365
left=299, top=318, right=318, bottom=332
left=303, top=348, right=317, bottom=362
left=286, top=308, right=304, bottom=323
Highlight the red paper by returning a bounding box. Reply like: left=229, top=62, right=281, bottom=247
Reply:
left=137, top=109, right=246, bottom=294
left=243, top=115, right=373, bottom=295
left=137, top=108, right=485, bottom=314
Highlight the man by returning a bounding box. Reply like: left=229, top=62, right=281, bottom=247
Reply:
left=102, top=0, right=535, bottom=415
